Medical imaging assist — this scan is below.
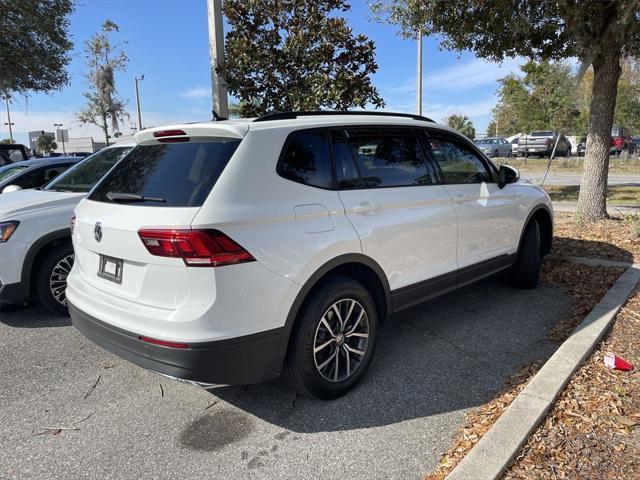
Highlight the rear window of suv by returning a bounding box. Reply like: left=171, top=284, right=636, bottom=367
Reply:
left=89, top=139, right=241, bottom=207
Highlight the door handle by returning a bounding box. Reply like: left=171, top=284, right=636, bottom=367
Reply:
left=352, top=202, right=381, bottom=214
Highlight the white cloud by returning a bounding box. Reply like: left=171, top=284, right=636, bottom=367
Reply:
left=383, top=57, right=524, bottom=95
left=179, top=87, right=211, bottom=100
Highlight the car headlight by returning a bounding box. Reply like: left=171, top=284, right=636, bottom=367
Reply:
left=0, top=221, right=19, bottom=242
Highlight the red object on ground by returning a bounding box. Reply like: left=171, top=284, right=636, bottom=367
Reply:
left=604, top=352, right=634, bottom=371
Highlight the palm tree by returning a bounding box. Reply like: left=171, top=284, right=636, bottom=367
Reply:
left=444, top=114, right=476, bottom=140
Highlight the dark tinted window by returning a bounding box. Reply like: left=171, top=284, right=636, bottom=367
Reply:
left=278, top=130, right=333, bottom=188
left=332, top=128, right=431, bottom=188
left=89, top=139, right=241, bottom=207
left=426, top=134, right=491, bottom=184
left=0, top=165, right=28, bottom=182
left=46, top=146, right=131, bottom=193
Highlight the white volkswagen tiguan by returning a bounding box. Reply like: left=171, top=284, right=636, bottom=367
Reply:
left=67, top=112, right=552, bottom=399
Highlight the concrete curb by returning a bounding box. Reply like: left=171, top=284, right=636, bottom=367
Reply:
left=447, top=263, right=640, bottom=480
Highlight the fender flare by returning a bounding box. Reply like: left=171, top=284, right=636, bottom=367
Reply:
left=20, top=228, right=71, bottom=297
left=273, top=253, right=391, bottom=368
left=518, top=204, right=553, bottom=254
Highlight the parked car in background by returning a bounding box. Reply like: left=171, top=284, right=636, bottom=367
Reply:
left=577, top=137, right=587, bottom=156
left=630, top=137, right=640, bottom=154
left=510, top=137, right=520, bottom=156
left=518, top=131, right=571, bottom=157
left=474, top=137, right=512, bottom=158
left=0, top=143, right=29, bottom=166
left=611, top=126, right=632, bottom=156
left=0, top=141, right=134, bottom=315
left=66, top=112, right=553, bottom=399
left=0, top=157, right=81, bottom=193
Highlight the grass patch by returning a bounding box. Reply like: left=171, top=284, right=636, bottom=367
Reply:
left=544, top=185, right=640, bottom=205
left=494, top=157, right=640, bottom=173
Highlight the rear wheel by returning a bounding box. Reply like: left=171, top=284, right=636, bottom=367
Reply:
left=284, top=276, right=378, bottom=399
left=511, top=219, right=540, bottom=289
left=36, top=243, right=75, bottom=315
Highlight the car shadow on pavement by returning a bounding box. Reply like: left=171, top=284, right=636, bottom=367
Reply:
left=210, top=276, right=569, bottom=434
left=552, top=237, right=634, bottom=263
left=0, top=304, right=70, bottom=327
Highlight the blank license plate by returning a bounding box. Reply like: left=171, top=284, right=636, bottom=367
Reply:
left=98, top=255, right=123, bottom=284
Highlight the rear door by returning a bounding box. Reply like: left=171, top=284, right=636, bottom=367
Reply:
left=73, top=137, right=242, bottom=308
left=333, top=126, right=458, bottom=295
left=423, top=129, right=520, bottom=277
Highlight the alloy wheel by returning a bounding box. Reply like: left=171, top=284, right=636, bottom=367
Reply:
left=313, top=298, right=370, bottom=382
left=49, top=254, right=74, bottom=306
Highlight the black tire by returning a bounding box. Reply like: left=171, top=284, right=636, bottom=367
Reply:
left=283, top=276, right=378, bottom=399
left=36, top=242, right=75, bottom=315
left=511, top=219, right=541, bottom=289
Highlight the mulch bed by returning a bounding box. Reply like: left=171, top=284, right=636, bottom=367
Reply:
left=553, top=213, right=640, bottom=263
left=425, top=214, right=638, bottom=480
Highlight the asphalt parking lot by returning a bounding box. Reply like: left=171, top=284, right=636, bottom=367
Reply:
left=0, top=277, right=568, bottom=480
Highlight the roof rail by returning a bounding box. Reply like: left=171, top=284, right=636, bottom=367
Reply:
left=253, top=110, right=435, bottom=123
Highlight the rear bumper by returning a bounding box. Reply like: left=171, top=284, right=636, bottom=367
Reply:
left=69, top=302, right=285, bottom=386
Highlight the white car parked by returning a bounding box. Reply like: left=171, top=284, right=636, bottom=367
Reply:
left=67, top=112, right=553, bottom=399
left=0, top=141, right=134, bottom=314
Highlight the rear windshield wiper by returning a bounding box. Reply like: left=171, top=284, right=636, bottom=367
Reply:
left=106, top=192, right=166, bottom=203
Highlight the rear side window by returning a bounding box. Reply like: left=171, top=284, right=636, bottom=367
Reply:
left=332, top=128, right=431, bottom=188
left=89, top=139, right=241, bottom=207
left=278, top=130, right=333, bottom=188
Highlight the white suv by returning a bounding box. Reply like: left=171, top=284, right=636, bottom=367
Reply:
left=0, top=141, right=134, bottom=314
left=67, top=112, right=552, bottom=399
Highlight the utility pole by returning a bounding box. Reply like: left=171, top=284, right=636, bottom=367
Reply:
left=416, top=30, right=423, bottom=116
left=207, top=0, right=229, bottom=119
left=54, top=123, right=66, bottom=154
left=134, top=75, right=144, bottom=131
left=3, top=95, right=13, bottom=143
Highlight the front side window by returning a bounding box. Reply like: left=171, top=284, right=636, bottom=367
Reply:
left=278, top=130, right=333, bottom=188
left=426, top=134, right=492, bottom=184
left=0, top=165, right=28, bottom=182
left=89, top=139, right=241, bottom=207
left=332, top=128, right=431, bottom=188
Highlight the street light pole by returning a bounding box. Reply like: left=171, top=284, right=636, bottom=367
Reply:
left=207, top=0, right=229, bottom=120
left=134, top=75, right=144, bottom=131
left=3, top=95, right=13, bottom=143
left=54, top=123, right=66, bottom=154
left=416, top=30, right=423, bottom=116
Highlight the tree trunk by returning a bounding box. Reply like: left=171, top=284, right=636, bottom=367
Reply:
left=577, top=49, right=622, bottom=221
left=102, top=113, right=110, bottom=146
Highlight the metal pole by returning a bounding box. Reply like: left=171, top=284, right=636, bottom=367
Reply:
left=134, top=76, right=143, bottom=131
left=54, top=123, right=65, bottom=154
left=207, top=0, right=229, bottom=119
left=4, top=95, right=13, bottom=143
left=416, top=30, right=423, bottom=116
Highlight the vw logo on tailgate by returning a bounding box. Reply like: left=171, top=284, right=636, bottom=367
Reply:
left=94, top=222, right=103, bottom=242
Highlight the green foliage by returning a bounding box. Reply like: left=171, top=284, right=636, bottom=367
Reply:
left=36, top=135, right=57, bottom=153
left=76, top=20, right=128, bottom=145
left=491, top=61, right=579, bottom=136
left=0, top=138, right=11, bottom=144
left=0, top=0, right=74, bottom=96
left=222, top=0, right=384, bottom=117
left=444, top=114, right=475, bottom=139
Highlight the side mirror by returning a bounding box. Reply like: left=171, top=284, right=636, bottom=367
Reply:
left=498, top=165, right=519, bottom=189
left=2, top=184, right=23, bottom=194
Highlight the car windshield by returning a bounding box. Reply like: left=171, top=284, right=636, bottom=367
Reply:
left=612, top=128, right=621, bottom=137
left=43, top=146, right=132, bottom=193
left=0, top=165, right=29, bottom=182
left=476, top=139, right=497, bottom=145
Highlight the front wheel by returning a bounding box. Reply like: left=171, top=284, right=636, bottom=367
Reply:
left=36, top=243, right=75, bottom=315
left=284, top=277, right=378, bottom=399
left=511, top=219, right=540, bottom=289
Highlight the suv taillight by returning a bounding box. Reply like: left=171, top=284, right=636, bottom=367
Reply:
left=138, top=229, right=255, bottom=267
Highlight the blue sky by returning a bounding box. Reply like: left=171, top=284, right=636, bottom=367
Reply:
left=2, top=1, right=525, bottom=145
